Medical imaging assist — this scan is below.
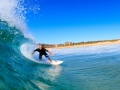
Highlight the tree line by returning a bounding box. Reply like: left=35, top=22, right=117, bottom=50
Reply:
left=40, top=39, right=120, bottom=48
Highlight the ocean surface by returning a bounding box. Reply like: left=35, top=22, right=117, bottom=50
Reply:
left=1, top=25, right=120, bottom=90
left=0, top=0, right=120, bottom=90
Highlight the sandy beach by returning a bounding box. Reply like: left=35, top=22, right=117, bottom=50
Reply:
left=48, top=40, right=120, bottom=50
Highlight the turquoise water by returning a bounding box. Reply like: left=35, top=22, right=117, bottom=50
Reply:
left=0, top=0, right=120, bottom=90
left=0, top=21, right=120, bottom=90
left=51, top=45, right=120, bottom=90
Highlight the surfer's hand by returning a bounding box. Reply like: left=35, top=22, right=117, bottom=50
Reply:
left=51, top=54, right=54, bottom=56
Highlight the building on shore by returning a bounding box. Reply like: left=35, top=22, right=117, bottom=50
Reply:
left=55, top=44, right=58, bottom=47
left=65, top=42, right=72, bottom=46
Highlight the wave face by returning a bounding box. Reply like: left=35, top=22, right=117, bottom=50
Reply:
left=0, top=0, right=63, bottom=90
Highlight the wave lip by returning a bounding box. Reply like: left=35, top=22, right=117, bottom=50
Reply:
left=0, top=0, right=26, bottom=32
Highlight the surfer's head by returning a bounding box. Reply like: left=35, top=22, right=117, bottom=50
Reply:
left=39, top=45, right=43, bottom=50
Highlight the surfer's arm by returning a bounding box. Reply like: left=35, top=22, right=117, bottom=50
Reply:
left=32, top=49, right=37, bottom=55
left=44, top=48, right=54, bottom=56
left=48, top=50, right=54, bottom=56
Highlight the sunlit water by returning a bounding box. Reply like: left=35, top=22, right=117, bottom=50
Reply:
left=50, top=44, right=120, bottom=90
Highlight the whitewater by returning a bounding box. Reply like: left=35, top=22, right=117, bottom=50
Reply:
left=0, top=0, right=120, bottom=90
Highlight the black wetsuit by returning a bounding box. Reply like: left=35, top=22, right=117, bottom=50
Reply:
left=34, top=48, right=49, bottom=60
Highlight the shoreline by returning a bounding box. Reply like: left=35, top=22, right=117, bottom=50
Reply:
left=47, top=40, right=120, bottom=50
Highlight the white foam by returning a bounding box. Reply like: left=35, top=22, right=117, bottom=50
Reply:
left=51, top=44, right=120, bottom=56
left=0, top=0, right=38, bottom=41
left=0, top=0, right=26, bottom=31
left=20, top=43, right=63, bottom=65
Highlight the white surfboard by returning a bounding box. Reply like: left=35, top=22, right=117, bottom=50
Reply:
left=20, top=43, right=63, bottom=66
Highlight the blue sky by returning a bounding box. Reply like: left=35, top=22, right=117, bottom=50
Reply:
left=25, top=0, right=120, bottom=44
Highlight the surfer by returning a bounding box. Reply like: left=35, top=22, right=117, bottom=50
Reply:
left=32, top=45, right=54, bottom=63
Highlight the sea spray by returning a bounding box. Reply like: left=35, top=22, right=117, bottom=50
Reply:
left=0, top=0, right=40, bottom=40
left=0, top=0, right=26, bottom=31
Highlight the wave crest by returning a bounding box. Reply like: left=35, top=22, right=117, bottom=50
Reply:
left=0, top=0, right=26, bottom=31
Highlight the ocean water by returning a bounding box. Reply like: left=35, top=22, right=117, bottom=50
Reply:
left=0, top=0, right=120, bottom=90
